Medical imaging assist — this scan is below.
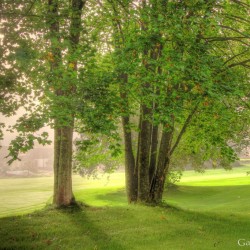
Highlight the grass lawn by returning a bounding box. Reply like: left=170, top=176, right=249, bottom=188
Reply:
left=0, top=165, right=250, bottom=249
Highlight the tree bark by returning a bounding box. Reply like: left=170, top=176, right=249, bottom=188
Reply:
left=53, top=125, right=75, bottom=206
left=149, top=130, right=173, bottom=203
left=136, top=0, right=154, bottom=202
left=149, top=124, right=158, bottom=184
left=120, top=74, right=138, bottom=203
left=110, top=2, right=139, bottom=203
left=48, top=0, right=84, bottom=207
left=122, top=117, right=138, bottom=203
left=137, top=102, right=152, bottom=202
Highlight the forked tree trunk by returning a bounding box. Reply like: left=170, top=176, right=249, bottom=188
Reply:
left=112, top=0, right=199, bottom=205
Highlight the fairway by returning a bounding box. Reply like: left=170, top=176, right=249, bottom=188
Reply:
left=167, top=165, right=250, bottom=215
left=0, top=173, right=126, bottom=217
left=1, top=166, right=250, bottom=217
left=1, top=165, right=250, bottom=250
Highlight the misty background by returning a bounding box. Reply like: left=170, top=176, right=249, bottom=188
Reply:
left=0, top=112, right=54, bottom=177
left=1, top=112, right=250, bottom=177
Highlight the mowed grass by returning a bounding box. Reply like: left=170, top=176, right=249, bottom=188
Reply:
left=0, top=173, right=126, bottom=217
left=0, top=165, right=250, bottom=249
left=167, top=165, right=250, bottom=215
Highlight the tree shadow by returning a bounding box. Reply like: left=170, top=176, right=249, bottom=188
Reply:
left=1, top=184, right=250, bottom=249
left=93, top=188, right=127, bottom=206
left=56, top=206, right=127, bottom=250
left=0, top=205, right=126, bottom=250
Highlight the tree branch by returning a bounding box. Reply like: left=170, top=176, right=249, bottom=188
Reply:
left=223, top=49, right=249, bottom=65
left=227, top=59, right=250, bottom=68
left=230, top=0, right=250, bottom=8
left=203, top=37, right=250, bottom=46
left=218, top=25, right=250, bottom=39
left=170, top=102, right=199, bottom=156
left=222, top=13, right=250, bottom=25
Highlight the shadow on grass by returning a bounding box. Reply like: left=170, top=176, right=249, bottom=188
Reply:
left=0, top=205, right=126, bottom=250
left=57, top=206, right=126, bottom=250
left=1, top=185, right=250, bottom=249
left=94, top=188, right=127, bottom=205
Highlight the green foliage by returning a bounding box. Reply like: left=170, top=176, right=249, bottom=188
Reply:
left=73, top=133, right=123, bottom=177
left=107, top=0, right=250, bottom=174
left=166, top=170, right=183, bottom=186
left=7, top=132, right=51, bottom=164
left=1, top=0, right=249, bottom=179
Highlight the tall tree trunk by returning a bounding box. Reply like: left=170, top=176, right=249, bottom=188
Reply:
left=109, top=1, right=139, bottom=203
left=137, top=0, right=153, bottom=202
left=48, top=0, right=84, bottom=207
left=137, top=102, right=152, bottom=202
left=149, top=124, right=158, bottom=184
left=122, top=117, right=138, bottom=203
left=120, top=74, right=138, bottom=203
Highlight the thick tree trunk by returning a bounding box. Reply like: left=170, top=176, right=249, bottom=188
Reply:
left=48, top=0, right=84, bottom=207
left=53, top=125, right=75, bottom=206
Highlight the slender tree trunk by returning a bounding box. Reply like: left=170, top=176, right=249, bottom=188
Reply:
left=122, top=117, right=138, bottom=203
left=149, top=157, right=170, bottom=203
left=137, top=102, right=152, bottom=202
left=149, top=124, right=158, bottom=183
left=146, top=46, right=163, bottom=200
left=137, top=0, right=153, bottom=202
left=110, top=2, right=139, bottom=203
left=120, top=74, right=138, bottom=202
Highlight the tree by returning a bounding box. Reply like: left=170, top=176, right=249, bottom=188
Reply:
left=1, top=0, right=249, bottom=207
left=100, top=0, right=250, bottom=203
left=47, top=0, right=86, bottom=206
left=1, top=0, right=88, bottom=207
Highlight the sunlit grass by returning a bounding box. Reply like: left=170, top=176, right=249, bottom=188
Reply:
left=0, top=173, right=125, bottom=217
left=1, top=166, right=250, bottom=216
left=1, top=165, right=250, bottom=249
